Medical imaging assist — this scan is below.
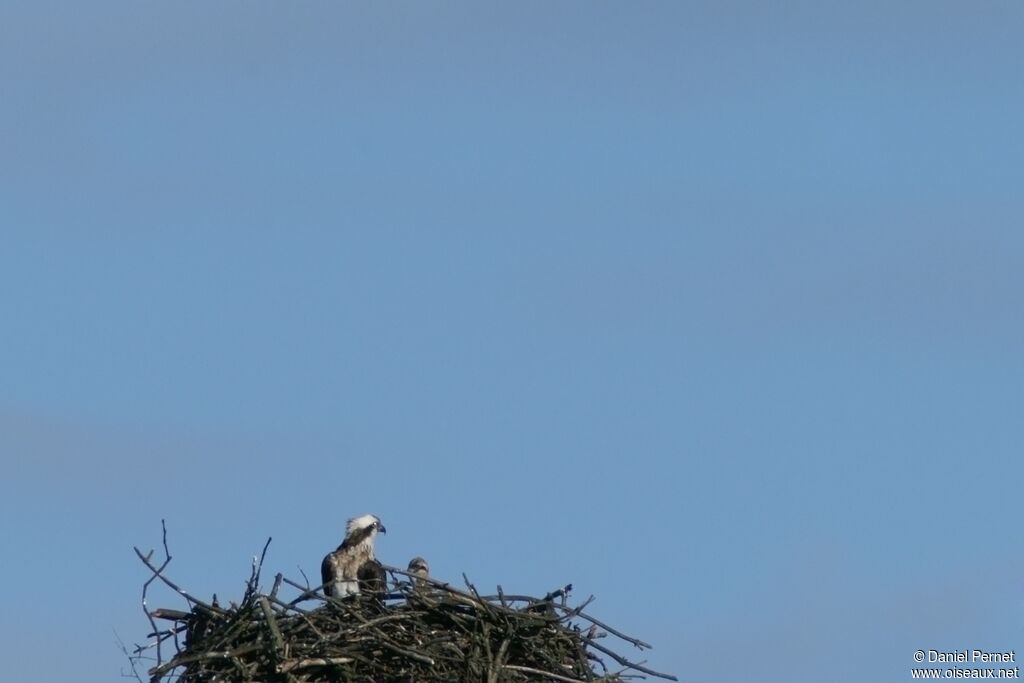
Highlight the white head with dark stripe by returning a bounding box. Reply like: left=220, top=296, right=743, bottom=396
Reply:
left=343, top=514, right=386, bottom=555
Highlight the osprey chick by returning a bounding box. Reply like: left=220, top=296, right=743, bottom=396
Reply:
left=321, top=514, right=386, bottom=598
left=407, top=556, right=429, bottom=586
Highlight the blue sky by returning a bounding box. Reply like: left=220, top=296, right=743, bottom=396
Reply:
left=1, top=3, right=1022, bottom=681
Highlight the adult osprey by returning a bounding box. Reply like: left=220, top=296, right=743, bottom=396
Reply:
left=320, top=514, right=386, bottom=598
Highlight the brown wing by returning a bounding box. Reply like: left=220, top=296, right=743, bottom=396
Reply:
left=356, top=558, right=385, bottom=599
left=320, top=551, right=337, bottom=597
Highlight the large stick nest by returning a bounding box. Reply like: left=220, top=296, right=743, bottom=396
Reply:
left=129, top=523, right=675, bottom=683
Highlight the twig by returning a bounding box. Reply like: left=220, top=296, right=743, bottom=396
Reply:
left=135, top=520, right=173, bottom=667
left=114, top=628, right=145, bottom=683
left=503, top=664, right=590, bottom=683
left=487, top=636, right=512, bottom=683
left=585, top=639, right=677, bottom=681
left=149, top=643, right=263, bottom=678
left=277, top=656, right=354, bottom=672
left=296, top=565, right=311, bottom=589
left=133, top=545, right=221, bottom=614
left=574, top=610, right=652, bottom=650
left=258, top=597, right=284, bottom=655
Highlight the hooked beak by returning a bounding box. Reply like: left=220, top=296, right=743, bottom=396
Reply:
left=378, top=525, right=387, bottom=534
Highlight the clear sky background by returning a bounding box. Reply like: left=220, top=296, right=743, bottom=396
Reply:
left=1, top=3, right=1022, bottom=682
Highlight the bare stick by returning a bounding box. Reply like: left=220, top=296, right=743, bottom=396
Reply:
left=258, top=597, right=284, bottom=654
left=133, top=545, right=221, bottom=614
left=585, top=639, right=677, bottom=681
left=573, top=610, right=652, bottom=650
left=503, top=664, right=592, bottom=683
left=277, top=656, right=354, bottom=672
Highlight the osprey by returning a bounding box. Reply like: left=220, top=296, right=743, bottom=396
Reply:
left=407, top=556, right=429, bottom=586
left=320, top=514, right=386, bottom=598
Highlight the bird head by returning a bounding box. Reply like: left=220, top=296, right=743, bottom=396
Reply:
left=346, top=514, right=386, bottom=540
left=408, top=556, right=429, bottom=575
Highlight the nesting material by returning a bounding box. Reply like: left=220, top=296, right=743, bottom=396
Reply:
left=131, top=529, right=675, bottom=683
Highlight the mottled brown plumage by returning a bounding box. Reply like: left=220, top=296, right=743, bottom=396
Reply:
left=320, top=514, right=386, bottom=598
